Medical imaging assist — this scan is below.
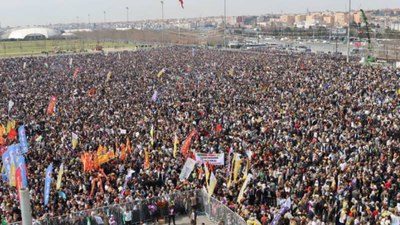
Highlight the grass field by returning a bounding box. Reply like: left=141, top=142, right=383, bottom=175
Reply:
left=0, top=39, right=137, bottom=57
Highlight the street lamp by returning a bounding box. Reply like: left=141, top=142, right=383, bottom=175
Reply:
left=347, top=0, right=351, bottom=63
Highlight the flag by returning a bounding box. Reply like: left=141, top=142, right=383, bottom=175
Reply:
left=120, top=169, right=134, bottom=197
left=271, top=198, right=292, bottom=225
left=180, top=129, right=197, bottom=157
left=178, top=0, right=184, bottom=8
left=44, top=63, right=48, bottom=68
left=151, top=91, right=158, bottom=102
left=144, top=150, right=150, bottom=169
left=237, top=174, right=253, bottom=203
left=106, top=71, right=112, bottom=82
left=80, top=153, right=93, bottom=172
left=44, top=163, right=53, bottom=206
left=8, top=100, right=14, bottom=114
left=233, top=153, right=241, bottom=184
left=157, top=68, right=165, bottom=78
left=150, top=125, right=154, bottom=146
left=107, top=146, right=115, bottom=160
left=47, top=96, right=57, bottom=116
left=72, top=132, right=78, bottom=150
left=69, top=58, right=73, bottom=68
left=96, top=145, right=104, bottom=156
left=229, top=67, right=234, bottom=76
left=73, top=68, right=80, bottom=78
left=16, top=166, right=22, bottom=200
left=216, top=124, right=222, bottom=136
left=119, top=144, right=126, bottom=161
left=173, top=133, right=179, bottom=158
left=16, top=154, right=28, bottom=188
left=56, top=163, right=64, bottom=190
left=226, top=146, right=233, bottom=177
left=18, top=125, right=29, bottom=154
left=204, top=162, right=210, bottom=187
left=208, top=172, right=217, bottom=197
left=126, top=137, right=132, bottom=154
left=23, top=62, right=27, bottom=69
left=1, top=216, right=7, bottom=225
left=7, top=129, right=17, bottom=141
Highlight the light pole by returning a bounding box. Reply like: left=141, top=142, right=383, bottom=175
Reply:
left=104, top=11, right=106, bottom=24
left=88, top=14, right=91, bottom=27
left=346, top=0, right=351, bottom=63
left=161, top=1, right=164, bottom=44
left=126, top=7, right=129, bottom=24
left=223, top=0, right=226, bottom=47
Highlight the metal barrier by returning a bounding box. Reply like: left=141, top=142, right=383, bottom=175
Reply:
left=31, top=190, right=199, bottom=225
left=200, top=190, right=247, bottom=225
left=13, top=189, right=246, bottom=225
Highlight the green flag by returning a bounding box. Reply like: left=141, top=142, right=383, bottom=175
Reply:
left=86, top=217, right=91, bottom=225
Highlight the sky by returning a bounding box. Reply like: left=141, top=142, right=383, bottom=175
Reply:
left=1, top=0, right=400, bottom=27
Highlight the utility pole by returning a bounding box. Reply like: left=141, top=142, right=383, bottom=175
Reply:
left=223, top=0, right=227, bottom=47
left=161, top=1, right=164, bottom=44
left=126, top=7, right=129, bottom=24
left=347, top=0, right=351, bottom=63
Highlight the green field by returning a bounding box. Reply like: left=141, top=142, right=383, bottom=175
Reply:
left=0, top=39, right=137, bottom=57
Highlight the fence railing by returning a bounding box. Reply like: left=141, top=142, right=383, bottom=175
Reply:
left=9, top=189, right=246, bottom=225
left=200, top=190, right=247, bottom=225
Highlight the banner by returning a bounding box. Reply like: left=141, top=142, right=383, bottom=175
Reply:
left=106, top=71, right=112, bottom=82
left=73, top=68, right=80, bottom=78
left=150, top=125, right=154, bottom=146
left=237, top=174, right=253, bottom=203
left=233, top=153, right=241, bottom=184
left=8, top=100, right=14, bottom=114
left=151, top=91, right=158, bottom=102
left=18, top=125, right=29, bottom=154
left=56, top=163, right=64, bottom=190
left=47, top=96, right=57, bottom=116
left=16, top=166, right=22, bottom=200
left=157, top=68, right=165, bottom=78
left=44, top=163, right=53, bottom=206
left=179, top=158, right=196, bottom=181
left=16, top=154, right=28, bottom=188
left=195, top=153, right=225, bottom=166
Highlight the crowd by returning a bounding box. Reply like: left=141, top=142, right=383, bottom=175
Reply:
left=0, top=47, right=399, bottom=225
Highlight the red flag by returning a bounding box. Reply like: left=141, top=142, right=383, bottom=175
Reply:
left=16, top=166, right=22, bottom=200
left=47, top=96, right=57, bottom=116
left=180, top=129, right=197, bottom=157
left=216, top=124, right=222, bottom=136
left=73, top=68, right=80, bottom=78
left=0, top=146, right=6, bottom=156
left=179, top=0, right=184, bottom=8
left=7, top=128, right=17, bottom=141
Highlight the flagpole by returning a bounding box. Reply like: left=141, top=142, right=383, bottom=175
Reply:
left=20, top=188, right=33, bottom=225
left=224, top=0, right=226, bottom=47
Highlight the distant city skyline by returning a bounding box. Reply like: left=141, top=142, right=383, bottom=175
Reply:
left=1, top=0, right=400, bottom=27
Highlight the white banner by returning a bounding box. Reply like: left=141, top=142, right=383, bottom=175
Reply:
left=195, top=153, right=225, bottom=166
left=179, top=158, right=196, bottom=181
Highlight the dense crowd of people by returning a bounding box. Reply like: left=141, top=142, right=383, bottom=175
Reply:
left=0, top=47, right=399, bottom=225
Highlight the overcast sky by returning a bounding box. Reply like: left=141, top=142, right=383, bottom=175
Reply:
left=1, top=0, right=400, bottom=27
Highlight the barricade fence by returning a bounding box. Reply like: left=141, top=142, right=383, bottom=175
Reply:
left=10, top=189, right=246, bottom=225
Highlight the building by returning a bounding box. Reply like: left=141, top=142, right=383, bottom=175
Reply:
left=306, top=13, right=323, bottom=23
left=280, top=15, right=295, bottom=26
left=323, top=16, right=335, bottom=26
left=295, top=15, right=307, bottom=23
left=353, top=12, right=362, bottom=24
left=1, top=27, right=62, bottom=40
left=335, top=12, right=349, bottom=26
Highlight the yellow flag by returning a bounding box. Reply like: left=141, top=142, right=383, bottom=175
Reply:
left=397, top=89, right=400, bottom=96
left=10, top=161, right=16, bottom=187
left=56, top=163, right=64, bottom=190
left=173, top=133, right=179, bottom=158
left=233, top=154, right=241, bottom=184
left=97, top=145, right=104, bottom=156
left=228, top=67, right=234, bottom=76
left=208, top=172, right=217, bottom=197
left=157, top=68, right=165, bottom=78
left=72, top=132, right=78, bottom=150
left=6, top=120, right=12, bottom=134
left=106, top=71, right=112, bottom=82
left=10, top=120, right=15, bottom=129
left=237, top=174, right=253, bottom=203
left=204, top=162, right=210, bottom=188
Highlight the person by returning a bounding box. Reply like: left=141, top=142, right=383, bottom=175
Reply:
left=123, top=206, right=133, bottom=225
left=168, top=202, right=176, bottom=225
left=190, top=207, right=197, bottom=225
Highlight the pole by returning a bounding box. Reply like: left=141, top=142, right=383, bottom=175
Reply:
left=161, top=1, right=164, bottom=44
left=126, top=7, right=129, bottom=24
left=20, top=188, right=33, bottom=225
left=346, top=0, right=351, bottom=63
left=104, top=11, right=106, bottom=24
left=224, top=0, right=226, bottom=47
